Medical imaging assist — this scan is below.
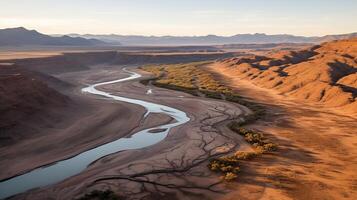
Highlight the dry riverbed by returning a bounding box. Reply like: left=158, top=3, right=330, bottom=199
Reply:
left=3, top=65, right=253, bottom=200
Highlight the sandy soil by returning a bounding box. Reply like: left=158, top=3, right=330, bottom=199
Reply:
left=0, top=51, right=63, bottom=60
left=214, top=39, right=357, bottom=116
left=204, top=64, right=357, bottom=200
left=0, top=66, right=148, bottom=180
left=1, top=64, right=254, bottom=200
left=5, top=57, right=355, bottom=199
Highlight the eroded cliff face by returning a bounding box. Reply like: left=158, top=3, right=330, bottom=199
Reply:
left=215, top=39, right=357, bottom=114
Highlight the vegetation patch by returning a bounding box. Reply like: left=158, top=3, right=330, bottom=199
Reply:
left=208, top=122, right=277, bottom=181
left=140, top=61, right=229, bottom=95
left=208, top=151, right=258, bottom=181
left=140, top=62, right=266, bottom=120
left=228, top=122, right=278, bottom=153
left=140, top=61, right=276, bottom=182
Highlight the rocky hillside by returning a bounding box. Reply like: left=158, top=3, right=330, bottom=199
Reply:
left=214, top=39, right=357, bottom=115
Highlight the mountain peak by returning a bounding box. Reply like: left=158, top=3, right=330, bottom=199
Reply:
left=5, top=27, right=31, bottom=31
left=0, top=27, right=106, bottom=46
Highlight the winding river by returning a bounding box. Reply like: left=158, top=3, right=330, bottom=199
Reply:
left=0, top=68, right=190, bottom=199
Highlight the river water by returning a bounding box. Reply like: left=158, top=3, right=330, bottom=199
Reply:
left=0, top=69, right=190, bottom=199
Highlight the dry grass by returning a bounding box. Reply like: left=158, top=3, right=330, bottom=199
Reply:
left=208, top=123, right=277, bottom=181
left=141, top=61, right=277, bottom=182
left=140, top=62, right=263, bottom=113
left=141, top=62, right=267, bottom=126
left=228, top=122, right=278, bottom=153
left=141, top=61, right=228, bottom=93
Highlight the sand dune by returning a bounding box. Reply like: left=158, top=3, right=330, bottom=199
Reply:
left=214, top=39, right=357, bottom=115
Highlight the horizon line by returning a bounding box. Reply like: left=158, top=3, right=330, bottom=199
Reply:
left=2, top=26, right=357, bottom=38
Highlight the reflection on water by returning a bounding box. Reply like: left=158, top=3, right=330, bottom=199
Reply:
left=0, top=68, right=190, bottom=199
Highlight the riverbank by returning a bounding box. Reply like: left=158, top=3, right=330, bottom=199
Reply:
left=0, top=69, right=190, bottom=199
left=0, top=69, right=147, bottom=181
left=1, top=64, right=251, bottom=200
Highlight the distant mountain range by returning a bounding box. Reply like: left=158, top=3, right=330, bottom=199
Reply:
left=1, top=27, right=356, bottom=46
left=0, top=27, right=106, bottom=46
left=68, top=32, right=357, bottom=46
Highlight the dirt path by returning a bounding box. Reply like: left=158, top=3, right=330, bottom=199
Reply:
left=204, top=64, right=357, bottom=200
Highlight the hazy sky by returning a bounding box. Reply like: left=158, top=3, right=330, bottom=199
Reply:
left=1, top=0, right=356, bottom=36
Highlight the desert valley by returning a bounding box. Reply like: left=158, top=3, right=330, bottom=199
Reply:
left=0, top=1, right=357, bottom=200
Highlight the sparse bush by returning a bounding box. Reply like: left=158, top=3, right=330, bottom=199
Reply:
left=208, top=161, right=221, bottom=171
left=256, top=143, right=278, bottom=153
left=140, top=62, right=267, bottom=123
left=141, top=61, right=277, bottom=182
left=208, top=151, right=260, bottom=181
left=232, top=166, right=241, bottom=174
left=223, top=172, right=238, bottom=181
left=208, top=121, right=278, bottom=181
left=228, top=123, right=277, bottom=153
left=221, top=165, right=234, bottom=172
left=234, top=151, right=258, bottom=160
